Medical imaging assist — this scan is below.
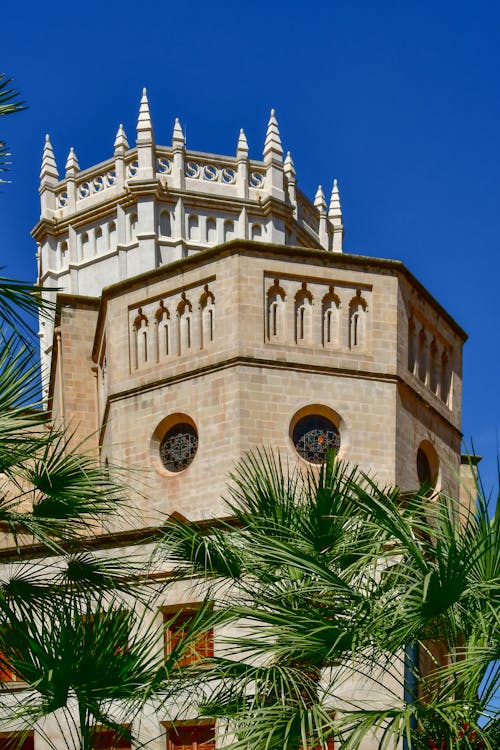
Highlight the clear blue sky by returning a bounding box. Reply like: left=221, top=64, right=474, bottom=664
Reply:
left=2, top=0, right=499, bottom=497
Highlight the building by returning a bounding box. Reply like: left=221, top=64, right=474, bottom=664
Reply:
left=18, top=90, right=470, bottom=748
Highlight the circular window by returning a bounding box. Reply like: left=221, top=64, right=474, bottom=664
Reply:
left=416, top=441, right=439, bottom=492
left=292, top=414, right=341, bottom=464
left=159, top=422, right=198, bottom=473
left=417, top=447, right=432, bottom=485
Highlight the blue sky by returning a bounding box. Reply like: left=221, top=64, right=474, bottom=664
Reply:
left=2, top=0, right=499, bottom=496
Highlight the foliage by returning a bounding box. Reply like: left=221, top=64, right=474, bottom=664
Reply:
left=0, top=74, right=26, bottom=179
left=157, top=449, right=500, bottom=750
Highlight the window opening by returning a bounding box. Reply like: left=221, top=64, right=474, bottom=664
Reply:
left=292, top=414, right=341, bottom=464
left=159, top=423, right=198, bottom=472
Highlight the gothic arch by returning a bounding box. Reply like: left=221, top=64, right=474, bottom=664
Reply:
left=348, top=290, right=368, bottom=350
left=251, top=223, right=262, bottom=240
left=95, top=226, right=104, bottom=255
left=321, top=285, right=341, bottom=347
left=109, top=221, right=117, bottom=248
left=188, top=214, right=199, bottom=241
left=417, top=327, right=427, bottom=383
left=408, top=316, right=417, bottom=374
left=80, top=231, right=89, bottom=260
left=441, top=350, right=451, bottom=405
left=177, top=292, right=193, bottom=353
left=429, top=338, right=439, bottom=394
left=294, top=282, right=313, bottom=344
left=224, top=219, right=235, bottom=242
left=155, top=300, right=171, bottom=360
left=266, top=278, right=286, bottom=340
left=159, top=209, right=172, bottom=237
left=206, top=217, right=217, bottom=243
left=132, top=308, right=149, bottom=368
left=199, top=284, right=215, bottom=347
left=59, top=240, right=68, bottom=269
left=129, top=213, right=137, bottom=243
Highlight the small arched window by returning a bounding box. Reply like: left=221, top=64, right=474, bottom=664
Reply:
left=188, top=215, right=199, bottom=241
left=348, top=290, right=368, bottom=350
left=59, top=240, right=68, bottom=269
left=266, top=279, right=286, bottom=341
left=155, top=301, right=170, bottom=360
left=159, top=210, right=172, bottom=237
left=224, top=219, right=235, bottom=242
left=109, top=221, right=117, bottom=248
left=132, top=308, right=148, bottom=369
left=417, top=328, right=427, bottom=383
left=129, top=213, right=137, bottom=243
left=321, top=287, right=341, bottom=348
left=441, top=351, right=451, bottom=405
left=206, top=217, right=217, bottom=243
left=294, top=283, right=313, bottom=345
left=429, top=339, right=439, bottom=394
left=177, top=293, right=193, bottom=354
left=251, top=223, right=262, bottom=240
left=80, top=232, right=89, bottom=260
left=95, top=226, right=104, bottom=255
left=408, top=317, right=417, bottom=374
left=200, top=285, right=215, bottom=348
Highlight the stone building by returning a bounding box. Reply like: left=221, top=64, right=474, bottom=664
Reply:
left=8, top=90, right=470, bottom=748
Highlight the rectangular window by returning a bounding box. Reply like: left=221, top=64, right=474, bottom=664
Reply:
left=92, top=727, right=130, bottom=750
left=0, top=653, right=22, bottom=684
left=168, top=724, right=215, bottom=750
left=164, top=608, right=214, bottom=667
left=0, top=734, right=34, bottom=750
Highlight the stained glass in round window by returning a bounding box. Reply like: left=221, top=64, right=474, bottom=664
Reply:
left=292, top=414, right=340, bottom=464
left=159, top=423, right=198, bottom=472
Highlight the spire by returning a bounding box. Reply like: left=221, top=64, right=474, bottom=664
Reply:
left=284, top=151, right=296, bottom=179
left=328, top=178, right=342, bottom=220
left=172, top=117, right=185, bottom=148
left=329, top=179, right=344, bottom=252
left=314, top=185, right=327, bottom=214
left=40, top=134, right=58, bottom=183
left=64, top=147, right=79, bottom=176
left=236, top=128, right=248, bottom=158
left=114, top=123, right=129, bottom=153
left=136, top=87, right=154, bottom=142
left=263, top=108, right=283, bottom=163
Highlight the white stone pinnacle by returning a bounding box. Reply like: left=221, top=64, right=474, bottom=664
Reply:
left=284, top=151, right=296, bottom=178
left=137, top=88, right=154, bottom=139
left=237, top=128, right=249, bottom=157
left=172, top=117, right=185, bottom=147
left=40, top=134, right=59, bottom=182
left=328, top=178, right=342, bottom=219
left=314, top=185, right=327, bottom=213
left=114, top=123, right=129, bottom=153
left=263, top=108, right=283, bottom=162
left=65, top=147, right=80, bottom=176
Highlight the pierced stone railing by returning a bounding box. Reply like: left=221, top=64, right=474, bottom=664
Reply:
left=77, top=168, right=117, bottom=199
left=184, top=156, right=237, bottom=185
left=126, top=157, right=139, bottom=179
left=248, top=168, right=265, bottom=189
left=55, top=187, right=69, bottom=209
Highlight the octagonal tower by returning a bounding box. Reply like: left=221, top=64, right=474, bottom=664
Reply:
left=33, top=91, right=466, bottom=528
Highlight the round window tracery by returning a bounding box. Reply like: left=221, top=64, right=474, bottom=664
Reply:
left=292, top=414, right=341, bottom=464
left=159, top=423, right=198, bottom=472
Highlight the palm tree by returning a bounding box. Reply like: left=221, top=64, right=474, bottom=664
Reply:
left=155, top=450, right=499, bottom=750
left=0, top=74, right=25, bottom=180
left=0, top=83, right=182, bottom=749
